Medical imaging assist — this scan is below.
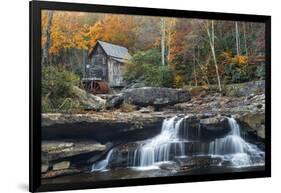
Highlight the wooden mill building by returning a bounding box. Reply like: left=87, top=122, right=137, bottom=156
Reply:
left=85, top=40, right=132, bottom=90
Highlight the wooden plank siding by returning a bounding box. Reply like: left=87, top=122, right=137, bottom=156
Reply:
left=87, top=41, right=131, bottom=87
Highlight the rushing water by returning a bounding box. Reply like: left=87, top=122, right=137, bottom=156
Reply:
left=208, top=118, right=264, bottom=167
left=130, top=116, right=189, bottom=167
left=92, top=149, right=114, bottom=171
left=92, top=116, right=264, bottom=172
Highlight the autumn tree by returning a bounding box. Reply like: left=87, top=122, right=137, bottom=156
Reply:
left=41, top=11, right=265, bottom=87
left=235, top=21, right=241, bottom=56
left=42, top=11, right=54, bottom=65
left=161, top=18, right=166, bottom=65
left=86, top=15, right=137, bottom=50
left=205, top=20, right=222, bottom=92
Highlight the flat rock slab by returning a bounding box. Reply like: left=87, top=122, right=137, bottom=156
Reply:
left=41, top=169, right=81, bottom=179
left=41, top=112, right=173, bottom=142
left=42, top=112, right=171, bottom=126
left=42, top=141, right=106, bottom=161
left=53, top=161, right=71, bottom=171
left=122, top=87, right=192, bottom=107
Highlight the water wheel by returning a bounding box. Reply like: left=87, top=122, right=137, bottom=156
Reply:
left=87, top=80, right=109, bottom=94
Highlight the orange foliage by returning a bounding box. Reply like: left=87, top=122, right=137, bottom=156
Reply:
left=87, top=15, right=136, bottom=49
left=41, top=11, right=137, bottom=56
left=233, top=55, right=248, bottom=65
left=220, top=51, right=248, bottom=66
left=42, top=11, right=89, bottom=55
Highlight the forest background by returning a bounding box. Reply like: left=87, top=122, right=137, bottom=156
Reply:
left=41, top=11, right=265, bottom=112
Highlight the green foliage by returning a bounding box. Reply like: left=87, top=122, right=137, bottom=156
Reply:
left=172, top=63, right=193, bottom=86
left=143, top=64, right=173, bottom=87
left=224, top=63, right=249, bottom=83
left=255, top=63, right=265, bottom=80
left=42, top=65, right=80, bottom=112
left=42, top=12, right=265, bottom=90
left=54, top=48, right=86, bottom=78
left=124, top=49, right=173, bottom=87
left=220, top=53, right=249, bottom=84
left=42, top=96, right=52, bottom=113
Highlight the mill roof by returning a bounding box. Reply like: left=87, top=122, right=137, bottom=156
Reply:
left=90, top=40, right=132, bottom=61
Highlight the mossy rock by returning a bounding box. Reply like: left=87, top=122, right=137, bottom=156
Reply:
left=238, top=113, right=265, bottom=139
left=223, top=80, right=265, bottom=97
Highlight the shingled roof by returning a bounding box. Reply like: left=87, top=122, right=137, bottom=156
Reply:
left=90, top=40, right=132, bottom=62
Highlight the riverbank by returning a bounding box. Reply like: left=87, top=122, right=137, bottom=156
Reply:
left=41, top=81, right=266, bottom=180
left=42, top=165, right=265, bottom=184
left=42, top=92, right=265, bottom=141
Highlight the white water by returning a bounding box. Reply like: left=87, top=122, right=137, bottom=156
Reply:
left=209, top=118, right=264, bottom=167
left=92, top=116, right=264, bottom=172
left=132, top=116, right=189, bottom=167
left=209, top=118, right=244, bottom=155
left=91, top=149, right=114, bottom=172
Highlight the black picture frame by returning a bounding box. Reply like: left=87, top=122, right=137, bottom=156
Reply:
left=29, top=1, right=271, bottom=192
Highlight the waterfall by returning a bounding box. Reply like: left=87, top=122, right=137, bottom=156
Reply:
left=209, top=118, right=245, bottom=155
left=208, top=117, right=264, bottom=166
left=228, top=117, right=240, bottom=136
left=131, top=116, right=191, bottom=167
left=91, top=149, right=114, bottom=172
left=131, top=116, right=264, bottom=168
left=91, top=116, right=264, bottom=172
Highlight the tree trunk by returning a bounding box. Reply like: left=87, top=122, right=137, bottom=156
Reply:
left=82, top=50, right=86, bottom=77
left=235, top=21, right=241, bottom=56
left=167, top=19, right=176, bottom=65
left=193, top=45, right=198, bottom=86
left=243, top=22, right=248, bottom=56
left=206, top=20, right=222, bottom=92
left=167, top=26, right=171, bottom=64
left=42, top=11, right=54, bottom=65
left=161, top=18, right=165, bottom=66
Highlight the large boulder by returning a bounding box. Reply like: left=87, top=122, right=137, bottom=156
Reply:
left=223, top=80, right=265, bottom=97
left=199, top=116, right=231, bottom=140
left=122, top=87, right=192, bottom=107
left=176, top=116, right=231, bottom=141
left=236, top=112, right=265, bottom=139
left=105, top=94, right=124, bottom=109
left=73, top=86, right=106, bottom=111
left=200, top=116, right=230, bottom=131
left=41, top=140, right=110, bottom=175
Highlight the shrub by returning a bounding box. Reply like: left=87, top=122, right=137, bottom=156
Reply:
left=143, top=64, right=173, bottom=87
left=224, top=63, right=249, bottom=83
left=124, top=49, right=173, bottom=87
left=120, top=103, right=137, bottom=112
left=220, top=52, right=249, bottom=84
left=255, top=63, right=265, bottom=80
left=173, top=74, right=185, bottom=88
left=42, top=96, right=52, bottom=113
left=42, top=65, right=80, bottom=113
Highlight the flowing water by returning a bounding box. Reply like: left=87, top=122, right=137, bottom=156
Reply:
left=208, top=118, right=264, bottom=167
left=92, top=149, right=114, bottom=171
left=92, top=116, right=264, bottom=172
left=129, top=116, right=189, bottom=167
